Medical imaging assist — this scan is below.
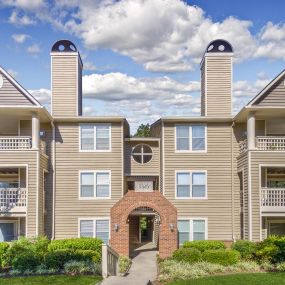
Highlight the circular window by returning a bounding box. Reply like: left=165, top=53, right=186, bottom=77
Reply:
left=0, top=75, right=3, bottom=89
left=132, top=144, right=153, bottom=164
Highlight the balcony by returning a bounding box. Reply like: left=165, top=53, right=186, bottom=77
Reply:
left=261, top=188, right=285, bottom=212
left=0, top=188, right=26, bottom=212
left=0, top=137, right=31, bottom=151
left=239, top=137, right=285, bottom=154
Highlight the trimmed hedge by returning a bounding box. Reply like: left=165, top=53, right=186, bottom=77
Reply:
left=202, top=249, right=240, bottom=266
left=172, top=248, right=201, bottom=264
left=231, top=240, right=256, bottom=260
left=11, top=252, right=41, bottom=272
left=48, top=238, right=102, bottom=253
left=183, top=240, right=225, bottom=252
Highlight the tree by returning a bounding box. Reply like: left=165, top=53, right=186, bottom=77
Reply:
left=134, top=123, right=151, bottom=137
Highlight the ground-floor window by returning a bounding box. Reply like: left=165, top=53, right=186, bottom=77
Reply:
left=79, top=218, right=110, bottom=244
left=0, top=221, right=17, bottom=242
left=177, top=218, right=207, bottom=245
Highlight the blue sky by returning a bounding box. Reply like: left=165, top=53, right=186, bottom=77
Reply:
left=0, top=0, right=285, bottom=132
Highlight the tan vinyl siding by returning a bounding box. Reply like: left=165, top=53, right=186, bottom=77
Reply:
left=205, top=56, right=232, bottom=117
left=250, top=152, right=285, bottom=241
left=0, top=152, right=38, bottom=237
left=51, top=54, right=80, bottom=117
left=125, top=141, right=160, bottom=176
left=20, top=120, right=32, bottom=136
left=54, top=122, right=123, bottom=239
left=254, top=75, right=285, bottom=106
left=163, top=122, right=234, bottom=241
left=0, top=71, right=34, bottom=106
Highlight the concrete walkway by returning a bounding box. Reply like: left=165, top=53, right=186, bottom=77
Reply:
left=101, top=243, right=158, bottom=285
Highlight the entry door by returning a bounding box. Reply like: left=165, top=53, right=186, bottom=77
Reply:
left=0, top=223, right=15, bottom=242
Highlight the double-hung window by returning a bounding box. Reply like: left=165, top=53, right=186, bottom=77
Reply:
left=176, top=125, right=206, bottom=151
left=177, top=219, right=207, bottom=245
left=176, top=171, right=207, bottom=198
left=79, top=218, right=110, bottom=244
left=80, top=124, right=110, bottom=151
left=80, top=171, right=111, bottom=199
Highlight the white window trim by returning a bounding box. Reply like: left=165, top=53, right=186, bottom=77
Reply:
left=79, top=170, right=111, bottom=200
left=79, top=123, right=112, bottom=152
left=178, top=217, right=208, bottom=246
left=175, top=170, right=208, bottom=200
left=175, top=124, right=207, bottom=153
left=78, top=217, right=110, bottom=244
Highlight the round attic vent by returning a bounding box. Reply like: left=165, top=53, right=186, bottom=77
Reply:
left=51, top=40, right=77, bottom=52
left=0, top=75, right=3, bottom=89
left=206, top=39, right=233, bottom=53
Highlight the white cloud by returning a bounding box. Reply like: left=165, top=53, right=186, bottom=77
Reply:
left=83, top=61, right=96, bottom=71
left=7, top=69, right=18, bottom=78
left=8, top=10, right=35, bottom=25
left=27, top=43, right=41, bottom=54
left=28, top=88, right=50, bottom=105
left=12, top=33, right=30, bottom=43
left=54, top=0, right=256, bottom=72
left=2, top=0, right=45, bottom=10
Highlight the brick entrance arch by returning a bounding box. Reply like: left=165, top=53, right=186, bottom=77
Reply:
left=110, top=191, right=177, bottom=258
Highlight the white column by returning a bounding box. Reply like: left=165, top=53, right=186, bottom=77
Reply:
left=247, top=112, right=256, bottom=150
left=32, top=113, right=40, bottom=149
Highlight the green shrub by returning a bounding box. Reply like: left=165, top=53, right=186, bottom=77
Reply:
left=119, top=256, right=132, bottom=273
left=231, top=240, right=256, bottom=260
left=44, top=249, right=97, bottom=270
left=0, top=242, right=9, bottom=269
left=202, top=249, right=240, bottom=266
left=276, top=262, right=285, bottom=272
left=11, top=252, right=41, bottom=273
left=172, top=248, right=201, bottom=264
left=3, top=236, right=48, bottom=268
left=255, top=236, right=285, bottom=263
left=44, top=249, right=74, bottom=270
left=48, top=238, right=102, bottom=254
left=183, top=240, right=225, bottom=252
left=63, top=260, right=95, bottom=275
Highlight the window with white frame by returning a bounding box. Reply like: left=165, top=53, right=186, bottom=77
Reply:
left=176, top=171, right=206, bottom=198
left=80, top=219, right=110, bottom=244
left=80, top=124, right=110, bottom=151
left=178, top=219, right=207, bottom=245
left=80, top=171, right=110, bottom=198
left=176, top=125, right=206, bottom=151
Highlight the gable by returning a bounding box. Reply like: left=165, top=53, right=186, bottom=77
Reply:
left=0, top=68, right=40, bottom=106
left=251, top=71, right=285, bottom=107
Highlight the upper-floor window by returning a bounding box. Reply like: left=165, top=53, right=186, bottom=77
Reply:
left=80, top=171, right=111, bottom=199
left=80, top=124, right=111, bottom=151
left=176, top=125, right=206, bottom=152
left=176, top=171, right=207, bottom=199
left=132, top=144, right=152, bottom=164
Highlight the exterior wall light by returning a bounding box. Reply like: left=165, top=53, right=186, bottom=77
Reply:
left=169, top=223, right=174, bottom=231
left=115, top=224, right=119, bottom=232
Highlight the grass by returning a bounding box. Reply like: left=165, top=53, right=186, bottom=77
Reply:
left=167, top=272, right=285, bottom=285
left=0, top=275, right=102, bottom=285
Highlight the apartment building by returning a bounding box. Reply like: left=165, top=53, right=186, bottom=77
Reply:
left=0, top=39, right=284, bottom=258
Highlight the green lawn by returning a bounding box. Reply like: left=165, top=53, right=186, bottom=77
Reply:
left=167, top=272, right=285, bottom=285
left=0, top=275, right=102, bottom=285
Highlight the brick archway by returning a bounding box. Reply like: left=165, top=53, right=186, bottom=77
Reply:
left=110, top=191, right=177, bottom=258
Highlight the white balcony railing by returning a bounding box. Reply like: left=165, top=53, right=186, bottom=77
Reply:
left=261, top=188, right=285, bottom=211
left=257, top=136, right=285, bottom=151
left=0, top=188, right=27, bottom=211
left=0, top=137, right=31, bottom=150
